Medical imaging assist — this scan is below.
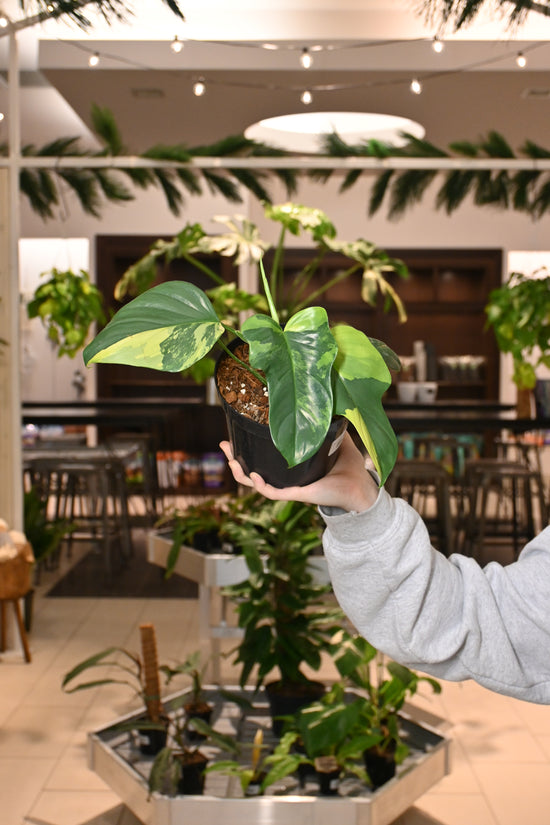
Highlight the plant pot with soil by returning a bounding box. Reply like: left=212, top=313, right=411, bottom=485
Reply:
left=83, top=203, right=404, bottom=487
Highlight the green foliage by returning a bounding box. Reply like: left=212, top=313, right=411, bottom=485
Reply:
left=485, top=269, right=550, bottom=389
left=23, top=487, right=72, bottom=564
left=12, top=1, right=184, bottom=33
left=222, top=497, right=343, bottom=689
left=26, top=267, right=106, bottom=357
left=417, top=0, right=548, bottom=31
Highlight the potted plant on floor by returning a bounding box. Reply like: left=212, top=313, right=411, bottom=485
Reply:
left=485, top=268, right=550, bottom=415
left=83, top=203, right=404, bottom=486
left=221, top=496, right=342, bottom=734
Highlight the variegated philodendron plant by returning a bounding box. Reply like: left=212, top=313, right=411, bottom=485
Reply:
left=84, top=203, right=403, bottom=483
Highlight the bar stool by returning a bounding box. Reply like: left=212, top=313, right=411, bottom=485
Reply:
left=386, top=458, right=455, bottom=556
left=461, top=458, right=548, bottom=564
left=28, top=456, right=133, bottom=581
left=0, top=541, right=34, bottom=663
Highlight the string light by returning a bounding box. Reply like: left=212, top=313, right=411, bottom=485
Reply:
left=410, top=78, right=422, bottom=95
left=0, top=17, right=8, bottom=28
left=432, top=36, right=444, bottom=53
left=300, top=48, right=312, bottom=69
left=171, top=35, right=184, bottom=54
left=88, top=52, right=100, bottom=67
left=300, top=89, right=313, bottom=105
left=0, top=113, right=5, bottom=121
left=193, top=78, right=206, bottom=97
left=516, top=52, right=527, bottom=68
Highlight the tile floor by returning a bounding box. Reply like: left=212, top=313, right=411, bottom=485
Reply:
left=2, top=535, right=550, bottom=825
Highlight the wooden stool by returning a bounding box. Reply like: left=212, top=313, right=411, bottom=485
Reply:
left=0, top=548, right=33, bottom=663
left=0, top=597, right=31, bottom=662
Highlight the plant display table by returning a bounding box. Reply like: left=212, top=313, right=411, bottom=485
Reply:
left=147, top=532, right=329, bottom=681
left=89, top=686, right=451, bottom=825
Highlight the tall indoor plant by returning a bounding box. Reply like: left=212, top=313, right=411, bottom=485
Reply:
left=83, top=204, right=403, bottom=485
left=485, top=268, right=550, bottom=391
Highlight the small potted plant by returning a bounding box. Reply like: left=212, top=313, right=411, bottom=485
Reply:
left=330, top=632, right=442, bottom=788
left=147, top=703, right=239, bottom=797
left=160, top=650, right=213, bottom=739
left=62, top=624, right=169, bottom=755
left=262, top=681, right=383, bottom=795
left=83, top=203, right=403, bottom=486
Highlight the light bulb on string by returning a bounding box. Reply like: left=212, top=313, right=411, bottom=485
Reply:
left=516, top=52, right=527, bottom=68
left=300, top=48, right=312, bottom=69
left=193, top=78, right=206, bottom=97
left=432, top=36, right=444, bottom=53
left=0, top=17, right=7, bottom=28
left=88, top=52, right=100, bottom=67
left=410, top=77, right=422, bottom=95
left=300, top=89, right=313, bottom=105
left=171, top=35, right=184, bottom=54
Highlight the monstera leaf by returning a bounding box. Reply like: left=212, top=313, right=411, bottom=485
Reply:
left=331, top=324, right=397, bottom=484
left=241, top=307, right=338, bottom=467
left=83, top=281, right=224, bottom=371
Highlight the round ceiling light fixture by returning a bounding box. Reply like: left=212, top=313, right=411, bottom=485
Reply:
left=244, top=111, right=425, bottom=154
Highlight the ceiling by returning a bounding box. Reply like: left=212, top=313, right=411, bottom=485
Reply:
left=2, top=0, right=550, bottom=155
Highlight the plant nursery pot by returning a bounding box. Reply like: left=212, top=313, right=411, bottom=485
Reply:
left=175, top=750, right=209, bottom=795
left=265, top=679, right=326, bottom=737
left=184, top=701, right=213, bottom=741
left=215, top=341, right=347, bottom=488
left=314, top=757, right=341, bottom=796
left=363, top=745, right=397, bottom=788
left=136, top=720, right=168, bottom=756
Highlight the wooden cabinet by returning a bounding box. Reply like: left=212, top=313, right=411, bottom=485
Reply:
left=277, top=247, right=502, bottom=401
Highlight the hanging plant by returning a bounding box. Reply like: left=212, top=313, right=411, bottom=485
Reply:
left=27, top=267, right=106, bottom=358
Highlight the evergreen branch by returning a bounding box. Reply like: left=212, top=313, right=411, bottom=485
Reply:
left=3, top=1, right=183, bottom=36
left=201, top=170, right=243, bottom=202
left=368, top=169, right=395, bottom=215
left=511, top=170, right=540, bottom=212
left=19, top=169, right=56, bottom=219
left=530, top=177, right=550, bottom=218
left=228, top=168, right=273, bottom=203
left=151, top=168, right=184, bottom=215
left=94, top=168, right=134, bottom=202
left=57, top=169, right=102, bottom=216
left=388, top=170, right=438, bottom=219
left=340, top=168, right=363, bottom=192
left=90, top=103, right=126, bottom=155
left=436, top=170, right=477, bottom=213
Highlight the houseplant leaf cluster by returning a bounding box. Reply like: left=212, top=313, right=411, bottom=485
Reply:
left=484, top=269, right=550, bottom=390
left=27, top=267, right=106, bottom=358
left=83, top=202, right=404, bottom=483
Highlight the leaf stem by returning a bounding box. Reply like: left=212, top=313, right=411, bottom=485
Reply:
left=218, top=333, right=267, bottom=386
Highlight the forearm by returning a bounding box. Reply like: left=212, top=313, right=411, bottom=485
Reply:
left=321, top=490, right=550, bottom=703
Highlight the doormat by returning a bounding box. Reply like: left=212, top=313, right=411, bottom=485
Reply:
left=46, top=536, right=198, bottom=599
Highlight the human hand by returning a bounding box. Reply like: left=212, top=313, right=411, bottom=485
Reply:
left=219, top=432, right=380, bottom=513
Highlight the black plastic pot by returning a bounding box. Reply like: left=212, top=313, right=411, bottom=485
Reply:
left=216, top=343, right=348, bottom=488
left=136, top=721, right=168, bottom=756
left=265, top=679, right=326, bottom=737
left=176, top=751, right=209, bottom=795
left=184, top=702, right=213, bottom=741
left=364, top=746, right=397, bottom=788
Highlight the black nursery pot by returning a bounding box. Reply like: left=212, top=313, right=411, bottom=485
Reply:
left=136, top=723, right=168, bottom=756
left=364, top=747, right=397, bottom=788
left=215, top=343, right=348, bottom=488
left=265, top=679, right=326, bottom=737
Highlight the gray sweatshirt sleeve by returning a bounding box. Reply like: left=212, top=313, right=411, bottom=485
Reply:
left=320, top=487, right=550, bottom=704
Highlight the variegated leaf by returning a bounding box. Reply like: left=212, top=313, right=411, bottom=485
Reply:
left=241, top=307, right=337, bottom=466
left=331, top=324, right=398, bottom=484
left=83, top=281, right=224, bottom=372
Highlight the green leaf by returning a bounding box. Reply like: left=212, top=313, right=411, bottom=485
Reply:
left=331, top=324, right=398, bottom=484
left=241, top=307, right=338, bottom=467
left=83, top=281, right=224, bottom=371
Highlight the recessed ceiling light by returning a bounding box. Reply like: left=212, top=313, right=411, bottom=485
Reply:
left=244, top=111, right=425, bottom=153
